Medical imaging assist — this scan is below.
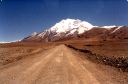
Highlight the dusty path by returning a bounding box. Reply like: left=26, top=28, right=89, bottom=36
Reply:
left=0, top=45, right=127, bottom=84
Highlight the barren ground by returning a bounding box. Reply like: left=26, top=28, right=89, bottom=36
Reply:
left=0, top=41, right=128, bottom=84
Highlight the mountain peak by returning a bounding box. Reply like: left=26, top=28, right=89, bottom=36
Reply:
left=50, top=18, right=93, bottom=33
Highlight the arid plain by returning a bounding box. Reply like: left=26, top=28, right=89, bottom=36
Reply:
left=0, top=40, right=128, bottom=84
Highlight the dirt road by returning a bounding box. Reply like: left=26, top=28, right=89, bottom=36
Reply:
left=0, top=45, right=127, bottom=84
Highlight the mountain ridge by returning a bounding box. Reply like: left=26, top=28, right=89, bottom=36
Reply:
left=22, top=19, right=128, bottom=42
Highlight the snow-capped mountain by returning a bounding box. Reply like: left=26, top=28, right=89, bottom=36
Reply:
left=22, top=19, right=128, bottom=42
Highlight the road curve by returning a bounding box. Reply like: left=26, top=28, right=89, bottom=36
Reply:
left=0, top=45, right=124, bottom=84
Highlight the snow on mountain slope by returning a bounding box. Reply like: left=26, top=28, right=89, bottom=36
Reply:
left=100, top=25, right=116, bottom=29
left=0, top=40, right=21, bottom=44
left=50, top=19, right=93, bottom=33
left=22, top=19, right=128, bottom=42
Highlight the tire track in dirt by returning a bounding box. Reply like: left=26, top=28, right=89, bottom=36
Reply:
left=0, top=46, right=60, bottom=84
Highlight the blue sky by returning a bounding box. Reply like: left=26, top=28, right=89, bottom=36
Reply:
left=0, top=0, right=128, bottom=42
